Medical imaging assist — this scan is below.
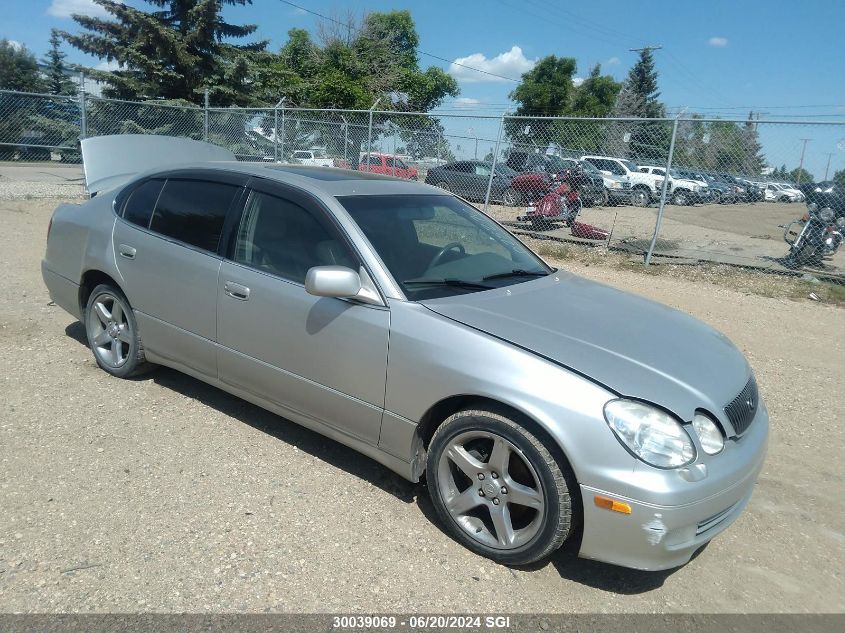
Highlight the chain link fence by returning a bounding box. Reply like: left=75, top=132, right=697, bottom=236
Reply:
left=2, top=88, right=844, bottom=283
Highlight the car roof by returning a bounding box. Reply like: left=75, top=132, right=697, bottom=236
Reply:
left=142, top=161, right=438, bottom=197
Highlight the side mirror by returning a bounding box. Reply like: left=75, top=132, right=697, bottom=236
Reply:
left=305, top=266, right=362, bottom=299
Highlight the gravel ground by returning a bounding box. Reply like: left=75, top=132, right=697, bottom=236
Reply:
left=1, top=197, right=844, bottom=614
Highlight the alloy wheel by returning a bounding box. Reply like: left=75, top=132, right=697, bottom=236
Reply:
left=436, top=430, right=545, bottom=550
left=87, top=292, right=133, bottom=368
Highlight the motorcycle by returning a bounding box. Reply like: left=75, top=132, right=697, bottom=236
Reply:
left=782, top=182, right=844, bottom=269
left=516, top=166, right=610, bottom=240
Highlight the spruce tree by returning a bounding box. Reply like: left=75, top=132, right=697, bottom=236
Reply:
left=626, top=49, right=664, bottom=118
left=43, top=29, right=77, bottom=96
left=61, top=0, right=265, bottom=105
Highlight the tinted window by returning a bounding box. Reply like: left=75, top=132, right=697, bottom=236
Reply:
left=122, top=179, right=164, bottom=228
left=234, top=191, right=356, bottom=284
left=150, top=179, right=239, bottom=252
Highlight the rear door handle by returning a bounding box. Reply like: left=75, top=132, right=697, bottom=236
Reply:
left=224, top=281, right=250, bottom=301
left=118, top=244, right=136, bottom=259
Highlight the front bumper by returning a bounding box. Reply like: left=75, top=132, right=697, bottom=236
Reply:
left=577, top=402, right=769, bottom=571
left=607, top=188, right=633, bottom=203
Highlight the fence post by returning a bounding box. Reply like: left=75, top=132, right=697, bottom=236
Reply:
left=203, top=88, right=209, bottom=142
left=279, top=101, right=286, bottom=161
left=483, top=114, right=506, bottom=213
left=78, top=71, right=87, bottom=140
left=645, top=117, right=680, bottom=266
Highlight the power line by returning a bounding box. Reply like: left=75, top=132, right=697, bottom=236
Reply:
left=277, top=0, right=520, bottom=82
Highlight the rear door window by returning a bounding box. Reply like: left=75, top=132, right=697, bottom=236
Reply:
left=122, top=179, right=164, bottom=228
left=150, top=179, right=240, bottom=253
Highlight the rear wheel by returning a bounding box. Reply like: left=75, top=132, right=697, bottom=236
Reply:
left=711, top=191, right=722, bottom=204
left=427, top=408, right=573, bottom=565
left=84, top=284, right=149, bottom=378
left=672, top=190, right=690, bottom=206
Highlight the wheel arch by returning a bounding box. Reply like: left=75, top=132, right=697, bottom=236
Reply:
left=416, top=395, right=582, bottom=506
left=78, top=269, right=126, bottom=316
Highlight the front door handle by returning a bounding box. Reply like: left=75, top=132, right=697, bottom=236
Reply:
left=118, top=244, right=136, bottom=259
left=224, top=281, right=250, bottom=301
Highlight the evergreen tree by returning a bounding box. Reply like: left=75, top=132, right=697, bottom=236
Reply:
left=0, top=39, right=46, bottom=91
left=43, top=29, right=77, bottom=96
left=61, top=0, right=265, bottom=105
left=625, top=48, right=664, bottom=118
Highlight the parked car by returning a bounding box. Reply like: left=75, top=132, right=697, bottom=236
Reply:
left=548, top=157, right=614, bottom=207
left=43, top=134, right=769, bottom=571
left=774, top=182, right=805, bottom=202
left=638, top=165, right=709, bottom=205
left=581, top=155, right=663, bottom=207
left=290, top=150, right=335, bottom=167
left=358, top=152, right=418, bottom=180
left=695, top=173, right=737, bottom=204
left=424, top=160, right=544, bottom=205
left=706, top=173, right=747, bottom=202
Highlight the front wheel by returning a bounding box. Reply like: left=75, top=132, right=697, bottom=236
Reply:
left=672, top=190, right=690, bottom=206
left=426, top=408, right=573, bottom=565
left=630, top=188, right=649, bottom=207
left=84, top=284, right=149, bottom=378
left=502, top=188, right=522, bottom=206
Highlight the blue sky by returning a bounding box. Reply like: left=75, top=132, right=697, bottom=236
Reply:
left=4, top=0, right=845, bottom=177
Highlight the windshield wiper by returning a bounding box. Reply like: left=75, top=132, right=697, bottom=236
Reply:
left=482, top=269, right=549, bottom=281
left=403, top=278, right=494, bottom=290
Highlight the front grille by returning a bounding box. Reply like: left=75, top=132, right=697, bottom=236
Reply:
left=724, top=376, right=758, bottom=436
left=622, top=182, right=631, bottom=189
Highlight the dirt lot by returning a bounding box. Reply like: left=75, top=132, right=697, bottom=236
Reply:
left=1, top=196, right=844, bottom=614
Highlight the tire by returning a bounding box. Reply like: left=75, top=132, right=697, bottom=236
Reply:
left=779, top=196, right=790, bottom=203
left=502, top=188, right=521, bottom=207
left=426, top=407, right=573, bottom=566
left=84, top=284, right=149, bottom=378
left=671, top=190, right=689, bottom=206
left=711, top=191, right=722, bottom=205
left=600, top=189, right=609, bottom=207
left=435, top=181, right=451, bottom=193
left=630, top=188, right=649, bottom=207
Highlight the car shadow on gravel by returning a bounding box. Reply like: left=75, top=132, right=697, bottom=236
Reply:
left=64, top=321, right=422, bottom=505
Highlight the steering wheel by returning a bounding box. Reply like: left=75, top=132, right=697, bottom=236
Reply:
left=429, top=242, right=465, bottom=269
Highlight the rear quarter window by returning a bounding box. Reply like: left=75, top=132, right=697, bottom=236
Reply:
left=122, top=179, right=165, bottom=228
left=149, top=179, right=240, bottom=252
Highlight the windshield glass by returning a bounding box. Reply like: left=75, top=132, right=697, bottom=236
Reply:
left=578, top=160, right=600, bottom=174
left=495, top=163, right=517, bottom=177
left=620, top=159, right=639, bottom=172
left=338, top=194, right=552, bottom=300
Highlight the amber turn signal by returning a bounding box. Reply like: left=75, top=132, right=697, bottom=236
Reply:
left=594, top=495, right=632, bottom=514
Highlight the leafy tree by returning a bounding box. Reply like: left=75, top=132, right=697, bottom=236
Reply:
left=832, top=169, right=845, bottom=186
left=0, top=39, right=46, bottom=91
left=43, top=29, right=77, bottom=96
left=789, top=167, right=814, bottom=184
left=61, top=0, right=265, bottom=105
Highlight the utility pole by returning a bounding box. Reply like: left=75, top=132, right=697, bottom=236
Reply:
left=797, top=138, right=812, bottom=184
left=823, top=152, right=834, bottom=181
left=629, top=45, right=663, bottom=54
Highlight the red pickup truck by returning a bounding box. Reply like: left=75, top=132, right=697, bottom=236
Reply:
left=358, top=153, right=418, bottom=180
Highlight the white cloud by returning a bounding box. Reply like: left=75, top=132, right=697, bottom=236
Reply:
left=708, top=36, right=728, bottom=47
left=573, top=77, right=584, bottom=87
left=607, top=56, right=621, bottom=65
left=6, top=39, right=23, bottom=50
left=449, top=45, right=536, bottom=83
left=454, top=97, right=482, bottom=108
left=47, top=0, right=117, bottom=19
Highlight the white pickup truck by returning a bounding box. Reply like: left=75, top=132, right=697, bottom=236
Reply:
left=290, top=150, right=335, bottom=167
left=581, top=155, right=664, bottom=207
left=639, top=165, right=708, bottom=205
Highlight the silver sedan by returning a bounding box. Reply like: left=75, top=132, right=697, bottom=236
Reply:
left=41, top=136, right=768, bottom=570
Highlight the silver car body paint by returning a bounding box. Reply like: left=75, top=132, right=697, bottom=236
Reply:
left=42, top=138, right=769, bottom=570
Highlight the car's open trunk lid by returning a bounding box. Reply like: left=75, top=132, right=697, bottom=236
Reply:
left=81, top=135, right=236, bottom=195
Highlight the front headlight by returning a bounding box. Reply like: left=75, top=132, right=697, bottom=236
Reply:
left=807, top=202, right=818, bottom=213
left=603, top=400, right=696, bottom=469
left=692, top=413, right=725, bottom=455
left=836, top=217, right=845, bottom=229
left=819, top=207, right=835, bottom=222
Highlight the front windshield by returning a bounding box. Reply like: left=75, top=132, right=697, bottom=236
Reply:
left=338, top=194, right=552, bottom=300
left=620, top=159, right=639, bottom=172
left=578, top=160, right=600, bottom=174
left=495, top=163, right=518, bottom=177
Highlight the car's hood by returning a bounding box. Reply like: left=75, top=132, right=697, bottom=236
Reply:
left=421, top=272, right=750, bottom=421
